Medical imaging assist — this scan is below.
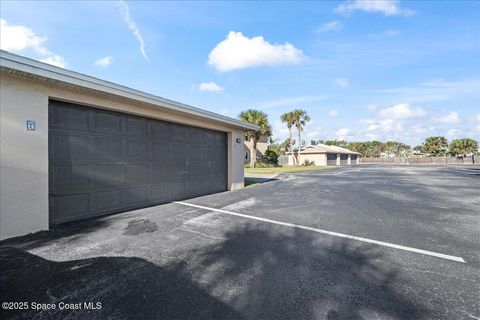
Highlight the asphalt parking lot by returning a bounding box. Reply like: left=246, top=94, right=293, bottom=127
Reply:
left=1, top=165, right=479, bottom=320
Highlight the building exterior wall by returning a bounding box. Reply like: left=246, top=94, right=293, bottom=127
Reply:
left=244, top=137, right=268, bottom=164
left=0, top=73, right=245, bottom=240
left=287, top=153, right=327, bottom=166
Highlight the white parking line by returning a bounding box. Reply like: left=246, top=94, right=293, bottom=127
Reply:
left=174, top=201, right=466, bottom=263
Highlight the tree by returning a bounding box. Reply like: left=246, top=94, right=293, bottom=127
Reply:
left=325, top=140, right=348, bottom=148
left=268, top=138, right=293, bottom=156
left=280, top=111, right=296, bottom=164
left=423, top=136, right=448, bottom=156
left=239, top=109, right=272, bottom=167
left=291, top=109, right=310, bottom=165
left=384, top=141, right=411, bottom=157
left=448, top=138, right=478, bottom=156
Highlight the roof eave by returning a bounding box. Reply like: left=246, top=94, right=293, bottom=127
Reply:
left=0, top=50, right=259, bottom=131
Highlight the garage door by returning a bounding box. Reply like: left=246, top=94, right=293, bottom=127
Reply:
left=340, top=154, right=348, bottom=165
left=327, top=153, right=337, bottom=166
left=48, top=100, right=227, bottom=224
left=351, top=155, right=358, bottom=165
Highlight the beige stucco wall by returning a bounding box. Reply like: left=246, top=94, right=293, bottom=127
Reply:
left=0, top=73, right=245, bottom=240
left=244, top=138, right=268, bottom=163
left=287, top=153, right=327, bottom=166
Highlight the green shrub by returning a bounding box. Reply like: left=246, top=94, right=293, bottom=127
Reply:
left=254, top=161, right=277, bottom=168
left=302, top=160, right=315, bottom=166
left=263, top=150, right=279, bottom=164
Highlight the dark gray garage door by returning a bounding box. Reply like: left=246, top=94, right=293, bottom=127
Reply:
left=351, top=154, right=358, bottom=165
left=48, top=100, right=227, bottom=224
left=340, top=154, right=348, bottom=165
left=327, top=153, right=337, bottom=166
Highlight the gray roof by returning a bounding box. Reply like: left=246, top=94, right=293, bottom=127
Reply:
left=0, top=50, right=259, bottom=131
left=300, top=144, right=360, bottom=155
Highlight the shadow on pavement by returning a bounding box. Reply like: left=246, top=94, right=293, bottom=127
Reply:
left=0, top=223, right=426, bottom=319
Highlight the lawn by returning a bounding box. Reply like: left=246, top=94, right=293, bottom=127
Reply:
left=244, top=166, right=333, bottom=174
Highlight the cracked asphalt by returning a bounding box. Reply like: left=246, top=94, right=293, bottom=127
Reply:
left=1, top=165, right=479, bottom=320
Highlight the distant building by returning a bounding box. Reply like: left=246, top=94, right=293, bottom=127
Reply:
left=244, top=134, right=269, bottom=164
left=287, top=144, right=360, bottom=166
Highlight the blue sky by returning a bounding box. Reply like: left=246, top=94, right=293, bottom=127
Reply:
left=1, top=0, right=479, bottom=146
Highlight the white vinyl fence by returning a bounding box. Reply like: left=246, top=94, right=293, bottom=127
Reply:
left=360, top=156, right=476, bottom=165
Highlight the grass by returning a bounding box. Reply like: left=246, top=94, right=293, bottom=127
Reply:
left=244, top=179, right=258, bottom=187
left=244, top=165, right=333, bottom=174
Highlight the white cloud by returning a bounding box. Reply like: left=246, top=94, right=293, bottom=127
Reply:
left=316, top=21, right=344, bottom=33
left=0, top=18, right=66, bottom=68
left=446, top=128, right=462, bottom=138
left=117, top=0, right=149, bottom=61
left=367, top=119, right=403, bottom=132
left=334, top=0, right=414, bottom=16
left=272, top=119, right=291, bottom=140
left=94, top=56, right=114, bottom=67
left=474, top=113, right=480, bottom=122
left=365, top=133, right=379, bottom=140
left=333, top=78, right=349, bottom=88
left=198, top=82, right=224, bottom=92
left=39, top=56, right=66, bottom=68
left=435, top=112, right=460, bottom=124
left=208, top=31, right=304, bottom=72
left=336, top=128, right=352, bottom=140
left=367, top=104, right=377, bottom=111
left=328, top=110, right=339, bottom=117
left=379, top=103, right=426, bottom=119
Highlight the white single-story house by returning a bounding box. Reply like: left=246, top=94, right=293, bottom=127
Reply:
left=287, top=144, right=360, bottom=166
left=0, top=50, right=258, bottom=240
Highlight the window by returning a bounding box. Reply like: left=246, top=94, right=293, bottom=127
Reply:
left=245, top=151, right=250, bottom=161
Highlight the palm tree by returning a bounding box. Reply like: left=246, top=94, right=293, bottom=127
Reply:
left=291, top=109, right=310, bottom=165
left=280, top=111, right=296, bottom=164
left=424, top=136, right=448, bottom=156
left=449, top=138, right=479, bottom=157
left=239, top=109, right=272, bottom=167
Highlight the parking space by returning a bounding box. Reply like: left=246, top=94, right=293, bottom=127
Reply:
left=1, top=166, right=479, bottom=319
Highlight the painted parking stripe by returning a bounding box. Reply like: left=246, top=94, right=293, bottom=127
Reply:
left=174, top=201, right=466, bottom=263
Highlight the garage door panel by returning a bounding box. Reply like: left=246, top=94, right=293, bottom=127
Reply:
left=351, top=155, right=358, bottom=164
left=170, top=124, right=188, bottom=141
left=53, top=134, right=91, bottom=161
left=93, top=111, right=122, bottom=134
left=126, top=117, right=147, bottom=137
left=50, top=102, right=90, bottom=131
left=151, top=184, right=169, bottom=202
left=53, top=193, right=90, bottom=220
left=125, top=139, right=151, bottom=161
left=151, top=162, right=174, bottom=183
left=169, top=182, right=188, bottom=199
left=327, top=153, right=337, bottom=166
left=94, top=136, right=122, bottom=161
left=53, top=165, right=90, bottom=192
left=150, top=121, right=168, bottom=138
left=93, top=164, right=123, bottom=188
left=125, top=163, right=151, bottom=186
left=152, top=142, right=170, bottom=161
left=49, top=100, right=227, bottom=224
left=125, top=187, right=150, bottom=206
left=94, top=189, right=124, bottom=212
left=188, top=145, right=203, bottom=177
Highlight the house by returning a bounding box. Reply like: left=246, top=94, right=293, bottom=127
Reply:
left=287, top=144, right=360, bottom=166
left=244, top=134, right=269, bottom=164
left=0, top=50, right=258, bottom=240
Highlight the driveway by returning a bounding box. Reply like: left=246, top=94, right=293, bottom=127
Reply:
left=1, top=165, right=479, bottom=320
